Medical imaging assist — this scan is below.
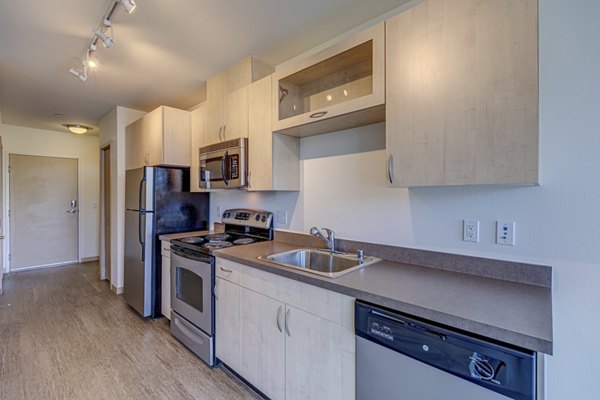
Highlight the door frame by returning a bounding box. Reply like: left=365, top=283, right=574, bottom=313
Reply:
left=99, top=142, right=111, bottom=281
left=7, top=153, right=81, bottom=272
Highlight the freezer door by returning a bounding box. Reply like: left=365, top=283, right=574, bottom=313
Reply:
left=123, top=209, right=154, bottom=317
left=125, top=167, right=154, bottom=212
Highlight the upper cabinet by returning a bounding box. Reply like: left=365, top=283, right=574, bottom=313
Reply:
left=272, top=22, right=385, bottom=137
left=248, top=75, right=300, bottom=191
left=204, top=57, right=273, bottom=145
left=125, top=106, right=191, bottom=170
left=385, top=0, right=539, bottom=187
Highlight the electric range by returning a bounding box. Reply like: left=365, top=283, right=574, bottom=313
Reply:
left=169, top=208, right=273, bottom=366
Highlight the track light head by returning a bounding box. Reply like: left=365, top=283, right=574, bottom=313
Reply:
left=94, top=29, right=114, bottom=48
left=118, top=0, right=136, bottom=14
left=69, top=67, right=87, bottom=82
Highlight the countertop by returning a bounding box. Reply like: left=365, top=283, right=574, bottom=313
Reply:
left=215, top=240, right=553, bottom=354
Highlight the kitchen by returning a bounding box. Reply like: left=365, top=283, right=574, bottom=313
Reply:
left=0, top=0, right=598, bottom=399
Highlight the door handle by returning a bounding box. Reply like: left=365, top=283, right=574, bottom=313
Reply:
left=221, top=150, right=230, bottom=186
left=65, top=210, right=78, bottom=213
left=276, top=305, right=283, bottom=333
left=138, top=212, right=145, bottom=262
left=387, top=154, right=394, bottom=184
left=285, top=308, right=291, bottom=337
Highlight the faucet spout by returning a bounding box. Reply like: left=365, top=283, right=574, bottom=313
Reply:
left=310, top=227, right=336, bottom=252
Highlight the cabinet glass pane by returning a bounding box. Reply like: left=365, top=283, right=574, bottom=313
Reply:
left=278, top=40, right=374, bottom=121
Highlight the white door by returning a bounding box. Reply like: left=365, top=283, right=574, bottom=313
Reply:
left=0, top=137, right=3, bottom=292
left=9, top=154, right=78, bottom=271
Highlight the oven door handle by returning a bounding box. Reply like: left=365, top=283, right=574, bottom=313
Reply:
left=221, top=150, right=230, bottom=186
left=171, top=248, right=212, bottom=264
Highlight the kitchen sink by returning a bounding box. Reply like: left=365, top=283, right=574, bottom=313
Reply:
left=258, top=248, right=381, bottom=278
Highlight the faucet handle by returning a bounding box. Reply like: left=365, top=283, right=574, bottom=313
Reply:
left=310, top=227, right=321, bottom=236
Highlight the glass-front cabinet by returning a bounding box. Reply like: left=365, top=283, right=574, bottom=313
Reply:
left=272, top=22, right=385, bottom=137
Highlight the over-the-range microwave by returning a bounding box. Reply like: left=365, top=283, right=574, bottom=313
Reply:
left=199, top=137, right=248, bottom=190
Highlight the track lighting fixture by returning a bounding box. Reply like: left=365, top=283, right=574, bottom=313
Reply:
left=119, top=0, right=136, bottom=14
left=68, top=0, right=137, bottom=82
left=69, top=65, right=88, bottom=82
left=94, top=28, right=114, bottom=48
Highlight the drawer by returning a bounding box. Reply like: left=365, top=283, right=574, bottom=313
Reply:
left=216, top=258, right=239, bottom=284
left=161, top=240, right=171, bottom=257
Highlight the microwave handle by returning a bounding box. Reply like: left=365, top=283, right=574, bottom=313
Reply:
left=221, top=150, right=230, bottom=186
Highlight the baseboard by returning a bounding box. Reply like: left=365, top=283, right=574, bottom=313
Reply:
left=80, top=256, right=99, bottom=262
left=111, top=284, right=124, bottom=295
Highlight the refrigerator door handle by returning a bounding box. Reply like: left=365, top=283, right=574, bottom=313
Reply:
left=138, top=178, right=144, bottom=211
left=138, top=212, right=145, bottom=262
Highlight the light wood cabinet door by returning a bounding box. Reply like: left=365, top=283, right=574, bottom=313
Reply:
left=215, top=277, right=240, bottom=369
left=385, top=0, right=538, bottom=187
left=248, top=76, right=300, bottom=191
left=190, top=105, right=204, bottom=192
left=125, top=106, right=191, bottom=170
left=204, top=98, right=223, bottom=145
left=239, top=287, right=286, bottom=400
left=284, top=305, right=355, bottom=400
left=223, top=86, right=249, bottom=140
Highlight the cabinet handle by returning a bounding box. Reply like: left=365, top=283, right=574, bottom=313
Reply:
left=219, top=266, right=233, bottom=273
left=285, top=309, right=291, bottom=337
left=276, top=305, right=283, bottom=333
left=214, top=279, right=219, bottom=301
left=387, top=154, right=394, bottom=184
left=223, top=124, right=227, bottom=141
left=309, top=111, right=328, bottom=119
left=247, top=170, right=251, bottom=189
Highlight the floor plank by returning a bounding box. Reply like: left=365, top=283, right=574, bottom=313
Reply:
left=0, top=262, right=259, bottom=400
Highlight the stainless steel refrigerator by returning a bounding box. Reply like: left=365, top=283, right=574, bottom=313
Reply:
left=124, top=166, right=209, bottom=318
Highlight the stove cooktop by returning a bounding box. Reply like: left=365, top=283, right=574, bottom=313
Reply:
left=171, top=208, right=273, bottom=255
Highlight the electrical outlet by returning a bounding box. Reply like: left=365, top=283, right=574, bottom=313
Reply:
left=276, top=210, right=288, bottom=225
left=463, top=220, right=480, bottom=243
left=496, top=221, right=516, bottom=246
left=216, top=206, right=222, bottom=218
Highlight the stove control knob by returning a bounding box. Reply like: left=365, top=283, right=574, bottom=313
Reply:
left=255, top=215, right=261, bottom=221
left=261, top=216, right=267, bottom=222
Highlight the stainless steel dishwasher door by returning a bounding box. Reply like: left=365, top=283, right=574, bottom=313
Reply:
left=357, top=336, right=511, bottom=400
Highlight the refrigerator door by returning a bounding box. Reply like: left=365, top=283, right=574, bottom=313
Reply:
left=123, top=209, right=154, bottom=317
left=125, top=167, right=155, bottom=212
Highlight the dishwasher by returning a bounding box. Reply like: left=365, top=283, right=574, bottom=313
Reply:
left=355, top=301, right=536, bottom=400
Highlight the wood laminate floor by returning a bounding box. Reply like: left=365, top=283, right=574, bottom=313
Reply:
left=0, top=262, right=260, bottom=400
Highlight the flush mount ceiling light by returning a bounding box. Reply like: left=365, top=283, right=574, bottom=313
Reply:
left=63, top=124, right=92, bottom=135
left=68, top=0, right=137, bottom=82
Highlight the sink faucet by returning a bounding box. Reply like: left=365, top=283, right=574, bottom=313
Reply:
left=310, top=227, right=336, bottom=252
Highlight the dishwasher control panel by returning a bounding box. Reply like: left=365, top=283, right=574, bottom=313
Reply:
left=355, top=301, right=537, bottom=400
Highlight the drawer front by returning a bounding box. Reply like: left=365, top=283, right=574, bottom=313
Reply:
left=216, top=258, right=240, bottom=284
left=161, top=240, right=171, bottom=257
left=232, top=260, right=354, bottom=329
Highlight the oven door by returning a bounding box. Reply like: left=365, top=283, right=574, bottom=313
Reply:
left=170, top=249, right=214, bottom=335
left=199, top=148, right=246, bottom=189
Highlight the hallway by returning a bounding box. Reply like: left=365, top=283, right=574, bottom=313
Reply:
left=0, top=262, right=258, bottom=400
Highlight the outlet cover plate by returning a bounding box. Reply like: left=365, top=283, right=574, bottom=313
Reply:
left=463, top=220, right=480, bottom=243
left=496, top=221, right=516, bottom=246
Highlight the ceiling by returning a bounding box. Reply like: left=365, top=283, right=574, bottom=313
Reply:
left=0, top=0, right=411, bottom=136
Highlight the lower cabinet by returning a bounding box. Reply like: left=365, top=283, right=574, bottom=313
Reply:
left=160, top=240, right=171, bottom=320
left=214, top=258, right=355, bottom=400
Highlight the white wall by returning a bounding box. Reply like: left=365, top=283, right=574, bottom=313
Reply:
left=0, top=124, right=100, bottom=267
left=99, top=106, right=146, bottom=290
left=210, top=0, right=600, bottom=398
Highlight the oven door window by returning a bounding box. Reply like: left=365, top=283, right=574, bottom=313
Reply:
left=175, top=267, right=203, bottom=312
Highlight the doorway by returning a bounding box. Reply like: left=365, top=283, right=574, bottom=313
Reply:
left=8, top=154, right=79, bottom=271
left=100, top=145, right=111, bottom=282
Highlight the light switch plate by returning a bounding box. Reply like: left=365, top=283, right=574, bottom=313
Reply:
left=276, top=210, right=288, bottom=225
left=496, top=221, right=516, bottom=246
left=216, top=206, right=222, bottom=218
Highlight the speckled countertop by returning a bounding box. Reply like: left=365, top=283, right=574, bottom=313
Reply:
left=215, top=240, right=553, bottom=354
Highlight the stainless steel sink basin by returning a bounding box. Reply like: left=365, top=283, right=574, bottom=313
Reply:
left=258, top=248, right=380, bottom=278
